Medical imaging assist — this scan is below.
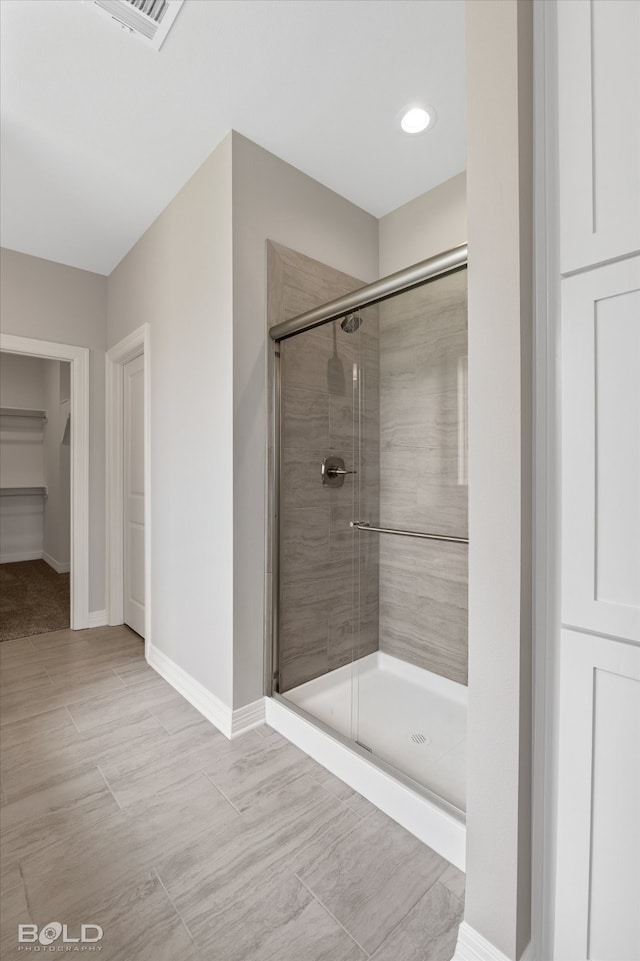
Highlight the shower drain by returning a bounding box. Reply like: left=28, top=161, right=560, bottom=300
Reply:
left=409, top=732, right=431, bottom=745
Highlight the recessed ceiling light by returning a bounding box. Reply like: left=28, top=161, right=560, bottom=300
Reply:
left=400, top=106, right=435, bottom=134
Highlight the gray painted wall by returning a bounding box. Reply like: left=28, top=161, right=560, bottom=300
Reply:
left=107, top=135, right=235, bottom=706
left=231, top=132, right=379, bottom=708
left=106, top=132, right=379, bottom=711
left=0, top=250, right=107, bottom=613
left=464, top=0, right=533, bottom=957
left=379, top=172, right=467, bottom=276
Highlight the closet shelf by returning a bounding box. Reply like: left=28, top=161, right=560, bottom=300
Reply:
left=0, top=407, right=48, bottom=423
left=0, top=486, right=48, bottom=497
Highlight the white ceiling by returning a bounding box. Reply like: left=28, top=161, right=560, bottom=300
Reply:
left=0, top=0, right=466, bottom=276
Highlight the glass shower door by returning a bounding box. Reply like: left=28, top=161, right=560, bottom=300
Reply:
left=277, top=315, right=363, bottom=743
left=351, top=269, right=469, bottom=806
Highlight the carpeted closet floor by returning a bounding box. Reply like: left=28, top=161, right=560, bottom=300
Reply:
left=0, top=560, right=70, bottom=642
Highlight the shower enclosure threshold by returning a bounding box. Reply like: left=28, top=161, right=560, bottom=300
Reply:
left=265, top=652, right=466, bottom=870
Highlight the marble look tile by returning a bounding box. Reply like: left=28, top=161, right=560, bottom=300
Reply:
left=280, top=651, right=329, bottom=693
left=40, top=644, right=143, bottom=679
left=146, top=694, right=210, bottom=734
left=0, top=667, right=53, bottom=695
left=113, top=660, right=159, bottom=686
left=279, top=252, right=362, bottom=337
left=309, top=767, right=377, bottom=820
left=202, top=730, right=314, bottom=812
left=297, top=809, right=448, bottom=954
left=1, top=711, right=168, bottom=802
left=0, top=767, right=119, bottom=866
left=66, top=674, right=178, bottom=730
left=132, top=770, right=239, bottom=859
left=0, top=878, right=30, bottom=960
left=379, top=445, right=418, bottom=493
left=377, top=539, right=468, bottom=683
left=0, top=706, right=74, bottom=750
left=329, top=392, right=357, bottom=449
left=0, top=859, right=24, bottom=898
left=206, top=870, right=366, bottom=961
left=282, top=387, right=329, bottom=450
left=281, top=446, right=333, bottom=508
left=19, top=808, right=144, bottom=920
left=0, top=636, right=35, bottom=661
left=329, top=504, right=358, bottom=556
left=158, top=774, right=358, bottom=953
left=2, top=621, right=465, bottom=961
left=327, top=607, right=378, bottom=671
left=252, top=724, right=289, bottom=743
left=282, top=331, right=355, bottom=395
left=439, top=862, right=466, bottom=901
left=371, top=881, right=463, bottom=961
left=381, top=388, right=463, bottom=455
left=375, top=269, right=468, bottom=687
left=99, top=721, right=222, bottom=807
left=0, top=670, right=128, bottom=726
left=59, top=869, right=201, bottom=961
left=342, top=791, right=377, bottom=820
left=379, top=600, right=467, bottom=685
left=379, top=270, right=467, bottom=342
left=279, top=596, right=328, bottom=659
left=21, top=772, right=237, bottom=921
left=0, top=766, right=111, bottom=834
left=378, top=563, right=417, bottom=612
left=280, top=507, right=330, bottom=574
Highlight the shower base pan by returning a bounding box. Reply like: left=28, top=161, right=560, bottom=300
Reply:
left=265, top=651, right=466, bottom=870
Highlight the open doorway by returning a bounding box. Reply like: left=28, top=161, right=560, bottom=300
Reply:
left=0, top=353, right=71, bottom=640
left=0, top=334, right=90, bottom=631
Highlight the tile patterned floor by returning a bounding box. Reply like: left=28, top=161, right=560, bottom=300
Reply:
left=0, top=626, right=464, bottom=960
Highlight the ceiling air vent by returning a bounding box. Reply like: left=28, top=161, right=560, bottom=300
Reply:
left=91, top=0, right=184, bottom=51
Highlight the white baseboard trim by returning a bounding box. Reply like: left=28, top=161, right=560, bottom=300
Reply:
left=147, top=641, right=234, bottom=738
left=42, top=552, right=71, bottom=574
left=231, top=697, right=266, bottom=738
left=454, top=923, right=534, bottom=961
left=0, top=550, right=43, bottom=564
left=88, top=609, right=107, bottom=628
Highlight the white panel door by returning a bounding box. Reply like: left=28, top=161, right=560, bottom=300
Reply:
left=557, top=0, right=640, bottom=273
left=562, top=256, right=640, bottom=642
left=123, top=354, right=145, bottom=638
left=554, top=630, right=640, bottom=960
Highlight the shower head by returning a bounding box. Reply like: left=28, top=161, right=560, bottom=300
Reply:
left=340, top=313, right=362, bottom=334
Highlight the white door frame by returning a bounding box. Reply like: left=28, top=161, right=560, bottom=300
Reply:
left=0, top=333, right=90, bottom=629
left=105, top=324, right=151, bottom=655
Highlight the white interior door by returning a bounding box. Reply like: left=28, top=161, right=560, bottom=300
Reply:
left=123, top=354, right=145, bottom=637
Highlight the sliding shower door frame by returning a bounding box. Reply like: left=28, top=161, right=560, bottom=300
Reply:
left=267, top=243, right=468, bottom=811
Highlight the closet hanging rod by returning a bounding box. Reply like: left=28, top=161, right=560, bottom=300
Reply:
left=350, top=521, right=468, bottom=545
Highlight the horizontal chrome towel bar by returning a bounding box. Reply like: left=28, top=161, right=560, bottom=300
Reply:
left=350, top=521, right=468, bottom=544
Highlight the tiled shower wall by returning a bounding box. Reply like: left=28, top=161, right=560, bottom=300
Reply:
left=267, top=242, right=380, bottom=693
left=378, top=269, right=468, bottom=684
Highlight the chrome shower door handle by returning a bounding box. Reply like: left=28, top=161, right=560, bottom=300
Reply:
left=321, top=455, right=357, bottom=488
